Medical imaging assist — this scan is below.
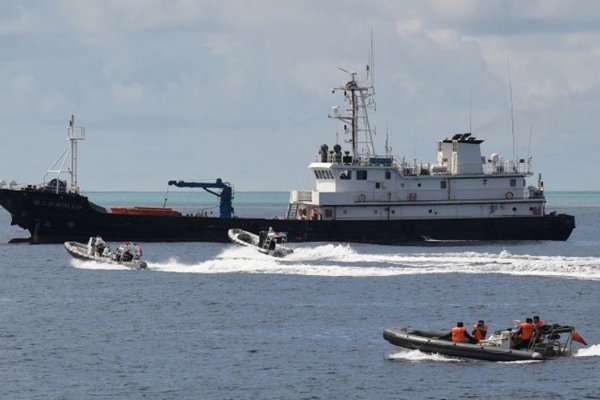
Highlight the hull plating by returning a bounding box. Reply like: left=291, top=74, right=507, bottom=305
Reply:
left=0, top=188, right=575, bottom=244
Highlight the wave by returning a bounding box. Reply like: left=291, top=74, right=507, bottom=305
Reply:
left=70, top=244, right=600, bottom=280
left=386, top=349, right=544, bottom=364
left=139, top=245, right=600, bottom=280
left=574, top=344, right=600, bottom=358
left=385, top=349, right=462, bottom=363
left=70, top=259, right=134, bottom=271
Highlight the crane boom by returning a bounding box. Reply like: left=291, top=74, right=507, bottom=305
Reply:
left=167, top=178, right=233, bottom=218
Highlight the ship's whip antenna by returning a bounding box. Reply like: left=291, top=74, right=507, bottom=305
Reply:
left=508, top=60, right=516, bottom=164
left=369, top=29, right=375, bottom=103
left=469, top=86, right=472, bottom=134
left=527, top=124, right=533, bottom=158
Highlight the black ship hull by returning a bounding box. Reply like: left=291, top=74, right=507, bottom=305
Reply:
left=0, top=188, right=575, bottom=244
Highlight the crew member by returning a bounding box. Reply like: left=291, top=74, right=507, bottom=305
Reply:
left=122, top=241, right=134, bottom=262
left=102, top=245, right=111, bottom=257
left=471, top=320, right=488, bottom=342
left=87, top=236, right=97, bottom=255
left=514, top=318, right=536, bottom=349
left=134, top=245, right=143, bottom=259
left=267, top=227, right=277, bottom=250
left=95, top=236, right=107, bottom=256
left=442, top=322, right=477, bottom=344
left=533, top=315, right=545, bottom=328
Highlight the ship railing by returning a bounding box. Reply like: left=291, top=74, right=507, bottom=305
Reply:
left=319, top=153, right=401, bottom=167
left=290, top=190, right=313, bottom=203
left=0, top=179, right=83, bottom=195
left=483, top=159, right=533, bottom=175
left=399, top=160, right=433, bottom=176
left=0, top=180, right=20, bottom=190
left=525, top=186, right=545, bottom=199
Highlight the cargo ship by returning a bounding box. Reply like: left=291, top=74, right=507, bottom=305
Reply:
left=0, top=65, right=575, bottom=244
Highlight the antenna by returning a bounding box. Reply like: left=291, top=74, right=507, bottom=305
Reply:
left=508, top=60, right=516, bottom=164
left=337, top=67, right=355, bottom=76
left=369, top=29, right=375, bottom=99
left=527, top=124, right=533, bottom=157
left=329, top=37, right=377, bottom=159
left=44, top=115, right=85, bottom=193
left=469, top=87, right=472, bottom=134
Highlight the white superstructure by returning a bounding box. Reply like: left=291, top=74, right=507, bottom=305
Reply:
left=288, top=66, right=546, bottom=222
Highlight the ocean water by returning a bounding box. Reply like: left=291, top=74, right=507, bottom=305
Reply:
left=0, top=191, right=598, bottom=399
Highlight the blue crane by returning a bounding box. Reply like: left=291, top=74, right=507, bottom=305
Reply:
left=167, top=178, right=233, bottom=218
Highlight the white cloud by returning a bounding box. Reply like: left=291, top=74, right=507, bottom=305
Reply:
left=396, top=17, right=423, bottom=36
left=1, top=0, right=600, bottom=191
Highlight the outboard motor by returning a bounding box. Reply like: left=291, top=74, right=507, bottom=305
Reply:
left=319, top=144, right=329, bottom=162
left=500, top=330, right=512, bottom=349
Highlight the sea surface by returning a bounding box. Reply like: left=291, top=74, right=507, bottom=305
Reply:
left=0, top=191, right=598, bottom=399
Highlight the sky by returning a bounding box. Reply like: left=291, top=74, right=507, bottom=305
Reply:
left=0, top=0, right=599, bottom=192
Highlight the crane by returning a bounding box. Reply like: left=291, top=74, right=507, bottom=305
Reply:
left=167, top=178, right=233, bottom=218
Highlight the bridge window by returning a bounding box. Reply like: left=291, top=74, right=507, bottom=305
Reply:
left=440, top=181, right=447, bottom=189
left=510, top=178, right=516, bottom=187
left=357, top=170, right=367, bottom=180
left=315, top=169, right=334, bottom=180
left=385, top=171, right=391, bottom=180
left=340, top=170, right=352, bottom=180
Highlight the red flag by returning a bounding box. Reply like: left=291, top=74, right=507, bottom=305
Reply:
left=572, top=329, right=588, bottom=346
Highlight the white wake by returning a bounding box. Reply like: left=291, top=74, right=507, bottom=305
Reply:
left=574, top=344, right=600, bottom=357
left=131, top=244, right=600, bottom=280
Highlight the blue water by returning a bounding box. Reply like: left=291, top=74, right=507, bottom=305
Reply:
left=0, top=192, right=598, bottom=399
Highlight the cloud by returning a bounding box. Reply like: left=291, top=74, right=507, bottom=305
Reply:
left=1, top=0, right=600, bottom=191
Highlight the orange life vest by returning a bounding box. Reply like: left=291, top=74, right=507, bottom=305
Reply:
left=451, top=326, right=467, bottom=342
left=520, top=322, right=535, bottom=340
left=473, top=325, right=488, bottom=341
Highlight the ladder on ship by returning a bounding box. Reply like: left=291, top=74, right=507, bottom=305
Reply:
left=287, top=203, right=300, bottom=220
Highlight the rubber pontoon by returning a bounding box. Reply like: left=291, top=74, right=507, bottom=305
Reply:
left=64, top=241, right=147, bottom=270
left=228, top=228, right=293, bottom=257
left=383, top=325, right=585, bottom=362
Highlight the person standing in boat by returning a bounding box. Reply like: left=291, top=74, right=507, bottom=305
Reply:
left=113, top=243, right=123, bottom=261
left=471, top=320, right=488, bottom=342
left=121, top=241, right=134, bottom=262
left=267, top=227, right=277, bottom=250
left=134, top=244, right=143, bottom=260
left=94, top=236, right=107, bottom=256
left=87, top=236, right=96, bottom=255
